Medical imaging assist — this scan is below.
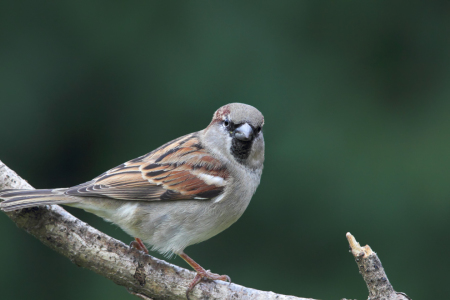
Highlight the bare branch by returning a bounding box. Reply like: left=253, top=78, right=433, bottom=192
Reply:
left=346, top=233, right=411, bottom=300
left=0, top=160, right=411, bottom=300
left=0, top=159, right=314, bottom=300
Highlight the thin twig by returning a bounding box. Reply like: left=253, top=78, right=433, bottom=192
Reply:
left=346, top=232, right=411, bottom=300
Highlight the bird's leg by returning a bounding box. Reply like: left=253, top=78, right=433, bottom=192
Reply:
left=130, top=237, right=149, bottom=254
left=179, top=251, right=231, bottom=299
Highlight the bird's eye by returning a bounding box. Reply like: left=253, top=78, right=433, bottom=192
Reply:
left=256, top=126, right=261, bottom=133
left=224, top=120, right=230, bottom=127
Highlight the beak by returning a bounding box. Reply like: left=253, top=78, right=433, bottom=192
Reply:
left=234, top=123, right=253, bottom=141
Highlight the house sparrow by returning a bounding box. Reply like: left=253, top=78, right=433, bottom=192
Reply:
left=0, top=103, right=265, bottom=299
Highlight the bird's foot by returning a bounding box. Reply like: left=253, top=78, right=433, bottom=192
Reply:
left=129, top=237, right=149, bottom=254
left=186, top=269, right=230, bottom=300
left=179, top=252, right=230, bottom=299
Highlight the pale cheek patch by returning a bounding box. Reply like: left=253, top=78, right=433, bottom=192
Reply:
left=197, top=173, right=226, bottom=186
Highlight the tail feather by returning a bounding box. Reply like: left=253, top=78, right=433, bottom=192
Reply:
left=0, top=189, right=77, bottom=212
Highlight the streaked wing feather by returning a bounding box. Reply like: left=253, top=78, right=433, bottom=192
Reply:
left=65, top=133, right=229, bottom=201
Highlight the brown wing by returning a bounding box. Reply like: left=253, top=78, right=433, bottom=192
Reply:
left=65, top=133, right=229, bottom=201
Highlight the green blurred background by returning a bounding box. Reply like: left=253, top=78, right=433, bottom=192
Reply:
left=1, top=1, right=449, bottom=299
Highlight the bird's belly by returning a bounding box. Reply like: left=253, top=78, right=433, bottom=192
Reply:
left=69, top=194, right=251, bottom=255
left=133, top=198, right=250, bottom=255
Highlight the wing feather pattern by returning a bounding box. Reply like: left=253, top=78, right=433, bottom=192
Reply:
left=65, top=133, right=229, bottom=201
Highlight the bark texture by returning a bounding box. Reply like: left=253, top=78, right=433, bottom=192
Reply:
left=346, top=233, right=411, bottom=300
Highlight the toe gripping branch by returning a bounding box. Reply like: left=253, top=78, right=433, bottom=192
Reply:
left=130, top=237, right=149, bottom=254
left=179, top=252, right=231, bottom=300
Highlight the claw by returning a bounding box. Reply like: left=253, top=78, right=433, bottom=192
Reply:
left=179, top=252, right=231, bottom=299
left=186, top=273, right=202, bottom=300
left=129, top=237, right=149, bottom=254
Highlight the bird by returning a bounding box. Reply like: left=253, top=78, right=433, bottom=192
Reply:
left=0, top=103, right=265, bottom=299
